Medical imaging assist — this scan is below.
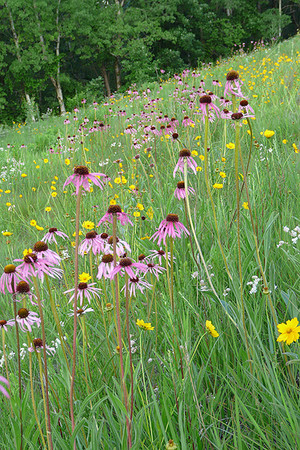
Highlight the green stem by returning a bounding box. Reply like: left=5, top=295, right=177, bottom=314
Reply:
left=37, top=351, right=51, bottom=450
left=13, top=297, right=23, bottom=450
left=2, top=328, right=13, bottom=417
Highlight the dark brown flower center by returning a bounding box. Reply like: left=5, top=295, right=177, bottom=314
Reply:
left=33, top=241, right=48, bottom=252
left=0, top=320, right=7, bottom=326
left=231, top=112, right=243, bottom=120
left=226, top=70, right=239, bottom=81
left=138, top=254, right=146, bottom=261
left=101, top=254, right=114, bottom=263
left=24, top=253, right=38, bottom=264
left=74, top=165, right=89, bottom=175
left=240, top=100, right=248, bottom=106
left=172, top=132, right=178, bottom=139
left=166, top=214, right=179, bottom=223
left=200, top=95, right=212, bottom=104
left=223, top=109, right=229, bottom=114
left=108, top=236, right=119, bottom=245
left=33, top=338, right=43, bottom=348
left=18, top=308, right=29, bottom=319
left=119, top=258, right=133, bottom=267
left=49, top=227, right=58, bottom=233
left=147, top=263, right=154, bottom=268
left=179, top=149, right=191, bottom=158
left=4, top=264, right=16, bottom=274
left=86, top=231, right=97, bottom=239
left=130, top=277, right=139, bottom=283
left=76, top=309, right=84, bottom=315
left=78, top=282, right=88, bottom=290
left=158, top=250, right=165, bottom=256
left=16, top=281, right=30, bottom=293
left=107, top=205, right=122, bottom=214
left=177, top=181, right=185, bottom=189
left=100, top=233, right=108, bottom=239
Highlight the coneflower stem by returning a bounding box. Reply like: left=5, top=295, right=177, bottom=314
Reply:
left=13, top=297, right=23, bottom=450
left=37, top=351, right=51, bottom=450
left=2, top=329, right=13, bottom=417
left=112, top=214, right=132, bottom=447
left=125, top=273, right=134, bottom=426
left=234, top=123, right=252, bottom=373
left=33, top=276, right=54, bottom=450
left=70, top=185, right=82, bottom=449
left=204, top=107, right=232, bottom=280
left=170, top=237, right=174, bottom=313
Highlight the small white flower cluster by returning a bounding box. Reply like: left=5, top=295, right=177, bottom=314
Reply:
left=247, top=275, right=262, bottom=294
left=61, top=249, right=70, bottom=260
left=130, top=335, right=137, bottom=354
left=223, top=287, right=231, bottom=297
left=258, top=143, right=273, bottom=162
left=0, top=157, right=25, bottom=181
left=278, top=225, right=300, bottom=246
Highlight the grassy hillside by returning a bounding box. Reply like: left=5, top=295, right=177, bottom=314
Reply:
left=0, top=35, right=299, bottom=449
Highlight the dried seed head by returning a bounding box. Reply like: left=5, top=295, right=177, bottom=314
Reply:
left=33, top=338, right=43, bottom=348
left=240, top=99, right=248, bottom=107
left=107, top=205, right=122, bottom=214
left=18, top=308, right=29, bottom=319
left=74, top=165, right=89, bottom=175
left=100, top=233, right=108, bottom=239
left=179, top=149, right=191, bottom=158
left=49, top=227, right=57, bottom=233
left=4, top=264, right=16, bottom=274
left=166, top=214, right=179, bottom=223
left=16, top=281, right=30, bottom=294
left=199, top=95, right=212, bottom=104
left=33, top=241, right=48, bottom=252
left=231, top=112, right=243, bottom=120
left=78, top=282, right=88, bottom=290
left=119, top=258, right=133, bottom=267
left=177, top=181, right=185, bottom=189
left=101, top=254, right=114, bottom=263
left=86, top=231, right=97, bottom=239
left=226, top=70, right=239, bottom=81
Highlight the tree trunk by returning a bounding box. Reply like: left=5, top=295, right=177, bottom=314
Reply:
left=101, top=64, right=111, bottom=97
left=115, top=57, right=121, bottom=90
left=6, top=2, right=36, bottom=121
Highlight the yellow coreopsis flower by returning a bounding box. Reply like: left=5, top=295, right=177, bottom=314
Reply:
left=242, top=202, right=249, bottom=210
left=65, top=159, right=71, bottom=165
left=226, top=143, right=235, bottom=149
left=264, top=129, right=275, bottom=138
left=292, top=143, right=299, bottom=153
left=136, top=203, right=144, bottom=211
left=277, top=318, right=300, bottom=345
left=213, top=183, right=223, bottom=189
left=51, top=192, right=57, bottom=198
left=36, top=225, right=44, bottom=231
left=45, top=207, right=52, bottom=212
left=206, top=320, right=219, bottom=337
left=2, top=231, right=13, bottom=236
left=136, top=319, right=154, bottom=331
left=219, top=172, right=226, bottom=178
left=79, top=272, right=92, bottom=283
left=23, top=248, right=33, bottom=257
left=82, top=221, right=94, bottom=230
left=30, top=220, right=37, bottom=227
left=21, top=173, right=27, bottom=178
left=133, top=211, right=140, bottom=217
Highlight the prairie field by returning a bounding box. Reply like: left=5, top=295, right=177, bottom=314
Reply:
left=0, top=36, right=299, bottom=449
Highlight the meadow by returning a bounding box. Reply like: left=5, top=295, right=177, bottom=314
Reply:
left=0, top=35, right=299, bottom=449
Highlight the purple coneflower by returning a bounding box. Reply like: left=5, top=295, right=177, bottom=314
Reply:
left=0, top=319, right=15, bottom=331
left=64, top=282, right=101, bottom=307
left=14, top=252, right=61, bottom=282
left=198, top=95, right=220, bottom=122
left=97, top=254, right=114, bottom=279
left=0, top=375, right=10, bottom=399
left=33, top=241, right=61, bottom=265
left=68, top=305, right=94, bottom=317
left=151, top=214, right=189, bottom=246
left=144, top=262, right=166, bottom=280
left=0, top=264, right=21, bottom=294
left=110, top=257, right=147, bottom=279
left=15, top=280, right=41, bottom=306
left=28, top=338, right=55, bottom=355
left=16, top=308, right=41, bottom=332
left=173, top=149, right=198, bottom=178
left=78, top=231, right=103, bottom=256
left=104, top=235, right=131, bottom=257
left=97, top=205, right=133, bottom=227
left=224, top=70, right=244, bottom=97
left=174, top=181, right=195, bottom=200
left=42, top=227, right=68, bottom=245
left=63, top=165, right=109, bottom=195
left=146, top=249, right=173, bottom=266
left=121, top=276, right=152, bottom=297
left=238, top=99, right=255, bottom=117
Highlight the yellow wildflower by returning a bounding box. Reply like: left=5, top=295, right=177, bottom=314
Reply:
left=79, top=272, right=92, bottom=283
left=213, top=183, right=223, bottom=189
left=277, top=318, right=300, bottom=345
left=30, top=220, right=37, bottom=227
left=226, top=143, right=235, bottom=149
left=263, top=129, right=275, bottom=138
left=242, top=202, right=249, bottom=210
left=206, top=320, right=219, bottom=337
left=136, top=319, right=154, bottom=331
left=82, top=221, right=94, bottom=230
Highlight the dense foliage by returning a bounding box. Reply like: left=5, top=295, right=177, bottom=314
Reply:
left=0, top=0, right=299, bottom=123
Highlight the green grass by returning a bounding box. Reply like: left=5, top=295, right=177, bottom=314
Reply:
left=0, top=35, right=299, bottom=449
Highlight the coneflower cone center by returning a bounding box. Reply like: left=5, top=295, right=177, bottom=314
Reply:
left=119, top=257, right=132, bottom=267
left=0, top=320, right=7, bottom=326
left=130, top=277, right=139, bottom=283
left=33, top=241, right=48, bottom=252
left=231, top=112, right=243, bottom=120
left=179, top=149, right=191, bottom=158
left=200, top=95, right=211, bottom=104
left=226, top=70, right=239, bottom=81
left=16, top=281, right=30, bottom=293
left=49, top=227, right=58, bottom=233
left=4, top=264, right=16, bottom=274
left=108, top=236, right=119, bottom=245
left=24, top=253, right=38, bottom=264
left=86, top=231, right=97, bottom=239
left=240, top=99, right=248, bottom=106
left=177, top=181, right=185, bottom=189
left=102, top=254, right=113, bottom=263
left=166, top=214, right=179, bottom=223
left=100, top=233, right=108, bottom=239
left=33, top=338, right=43, bottom=347
left=78, top=282, right=88, bottom=290
left=74, top=165, right=89, bottom=175
left=18, top=308, right=29, bottom=318
left=107, top=205, right=122, bottom=214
